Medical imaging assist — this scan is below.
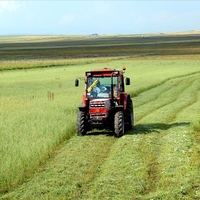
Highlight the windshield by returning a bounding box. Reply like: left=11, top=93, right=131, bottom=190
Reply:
left=87, top=76, right=118, bottom=98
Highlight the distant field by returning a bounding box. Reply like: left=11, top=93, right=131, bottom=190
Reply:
left=0, top=33, right=200, bottom=199
left=1, top=32, right=200, bottom=70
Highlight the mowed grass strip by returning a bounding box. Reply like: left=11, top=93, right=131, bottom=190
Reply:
left=135, top=74, right=199, bottom=123
left=1, top=136, right=116, bottom=199
left=0, top=66, right=85, bottom=193
left=77, top=74, right=200, bottom=200
left=0, top=97, right=76, bottom=193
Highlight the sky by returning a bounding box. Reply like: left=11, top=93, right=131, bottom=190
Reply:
left=0, top=0, right=200, bottom=36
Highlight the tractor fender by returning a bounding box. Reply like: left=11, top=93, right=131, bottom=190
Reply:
left=78, top=106, right=87, bottom=112
left=120, top=93, right=130, bottom=112
left=113, top=105, right=124, bottom=112
left=82, top=94, right=87, bottom=107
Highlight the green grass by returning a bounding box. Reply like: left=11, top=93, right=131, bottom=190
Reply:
left=0, top=71, right=75, bottom=193
left=0, top=34, right=200, bottom=199
left=1, top=59, right=200, bottom=199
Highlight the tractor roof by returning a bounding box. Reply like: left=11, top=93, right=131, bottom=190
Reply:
left=86, top=68, right=123, bottom=74
left=85, top=68, right=125, bottom=76
left=86, top=68, right=119, bottom=73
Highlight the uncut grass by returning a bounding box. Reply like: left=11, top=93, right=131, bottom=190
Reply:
left=1, top=60, right=198, bottom=199
left=0, top=66, right=85, bottom=193
left=0, top=57, right=117, bottom=71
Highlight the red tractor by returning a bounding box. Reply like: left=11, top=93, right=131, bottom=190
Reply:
left=75, top=66, right=134, bottom=137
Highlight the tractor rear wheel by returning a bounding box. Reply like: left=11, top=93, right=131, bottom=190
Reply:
left=77, top=111, right=87, bottom=136
left=114, top=111, right=124, bottom=137
left=126, top=98, right=134, bottom=130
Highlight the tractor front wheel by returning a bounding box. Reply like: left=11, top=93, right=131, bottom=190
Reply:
left=77, top=111, right=87, bottom=136
left=114, top=111, right=124, bottom=137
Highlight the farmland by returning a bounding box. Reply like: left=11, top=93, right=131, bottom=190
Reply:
left=0, top=32, right=200, bottom=199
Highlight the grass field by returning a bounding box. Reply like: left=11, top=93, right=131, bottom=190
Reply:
left=0, top=33, right=200, bottom=199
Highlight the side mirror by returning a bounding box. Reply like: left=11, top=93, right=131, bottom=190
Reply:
left=125, top=77, right=130, bottom=85
left=75, top=79, right=79, bottom=87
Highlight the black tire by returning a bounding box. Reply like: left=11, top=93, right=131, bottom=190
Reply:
left=126, top=98, right=134, bottom=130
left=114, top=111, right=125, bottom=137
left=77, top=111, right=87, bottom=136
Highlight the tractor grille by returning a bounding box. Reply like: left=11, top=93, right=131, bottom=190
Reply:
left=89, top=100, right=110, bottom=119
left=90, top=101, right=106, bottom=108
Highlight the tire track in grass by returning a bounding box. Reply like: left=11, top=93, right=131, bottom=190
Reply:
left=133, top=70, right=200, bottom=110
left=134, top=78, right=184, bottom=108
left=176, top=78, right=200, bottom=122
left=131, top=70, right=200, bottom=101
left=140, top=74, right=199, bottom=124
left=166, top=77, right=200, bottom=122
left=135, top=75, right=197, bottom=123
